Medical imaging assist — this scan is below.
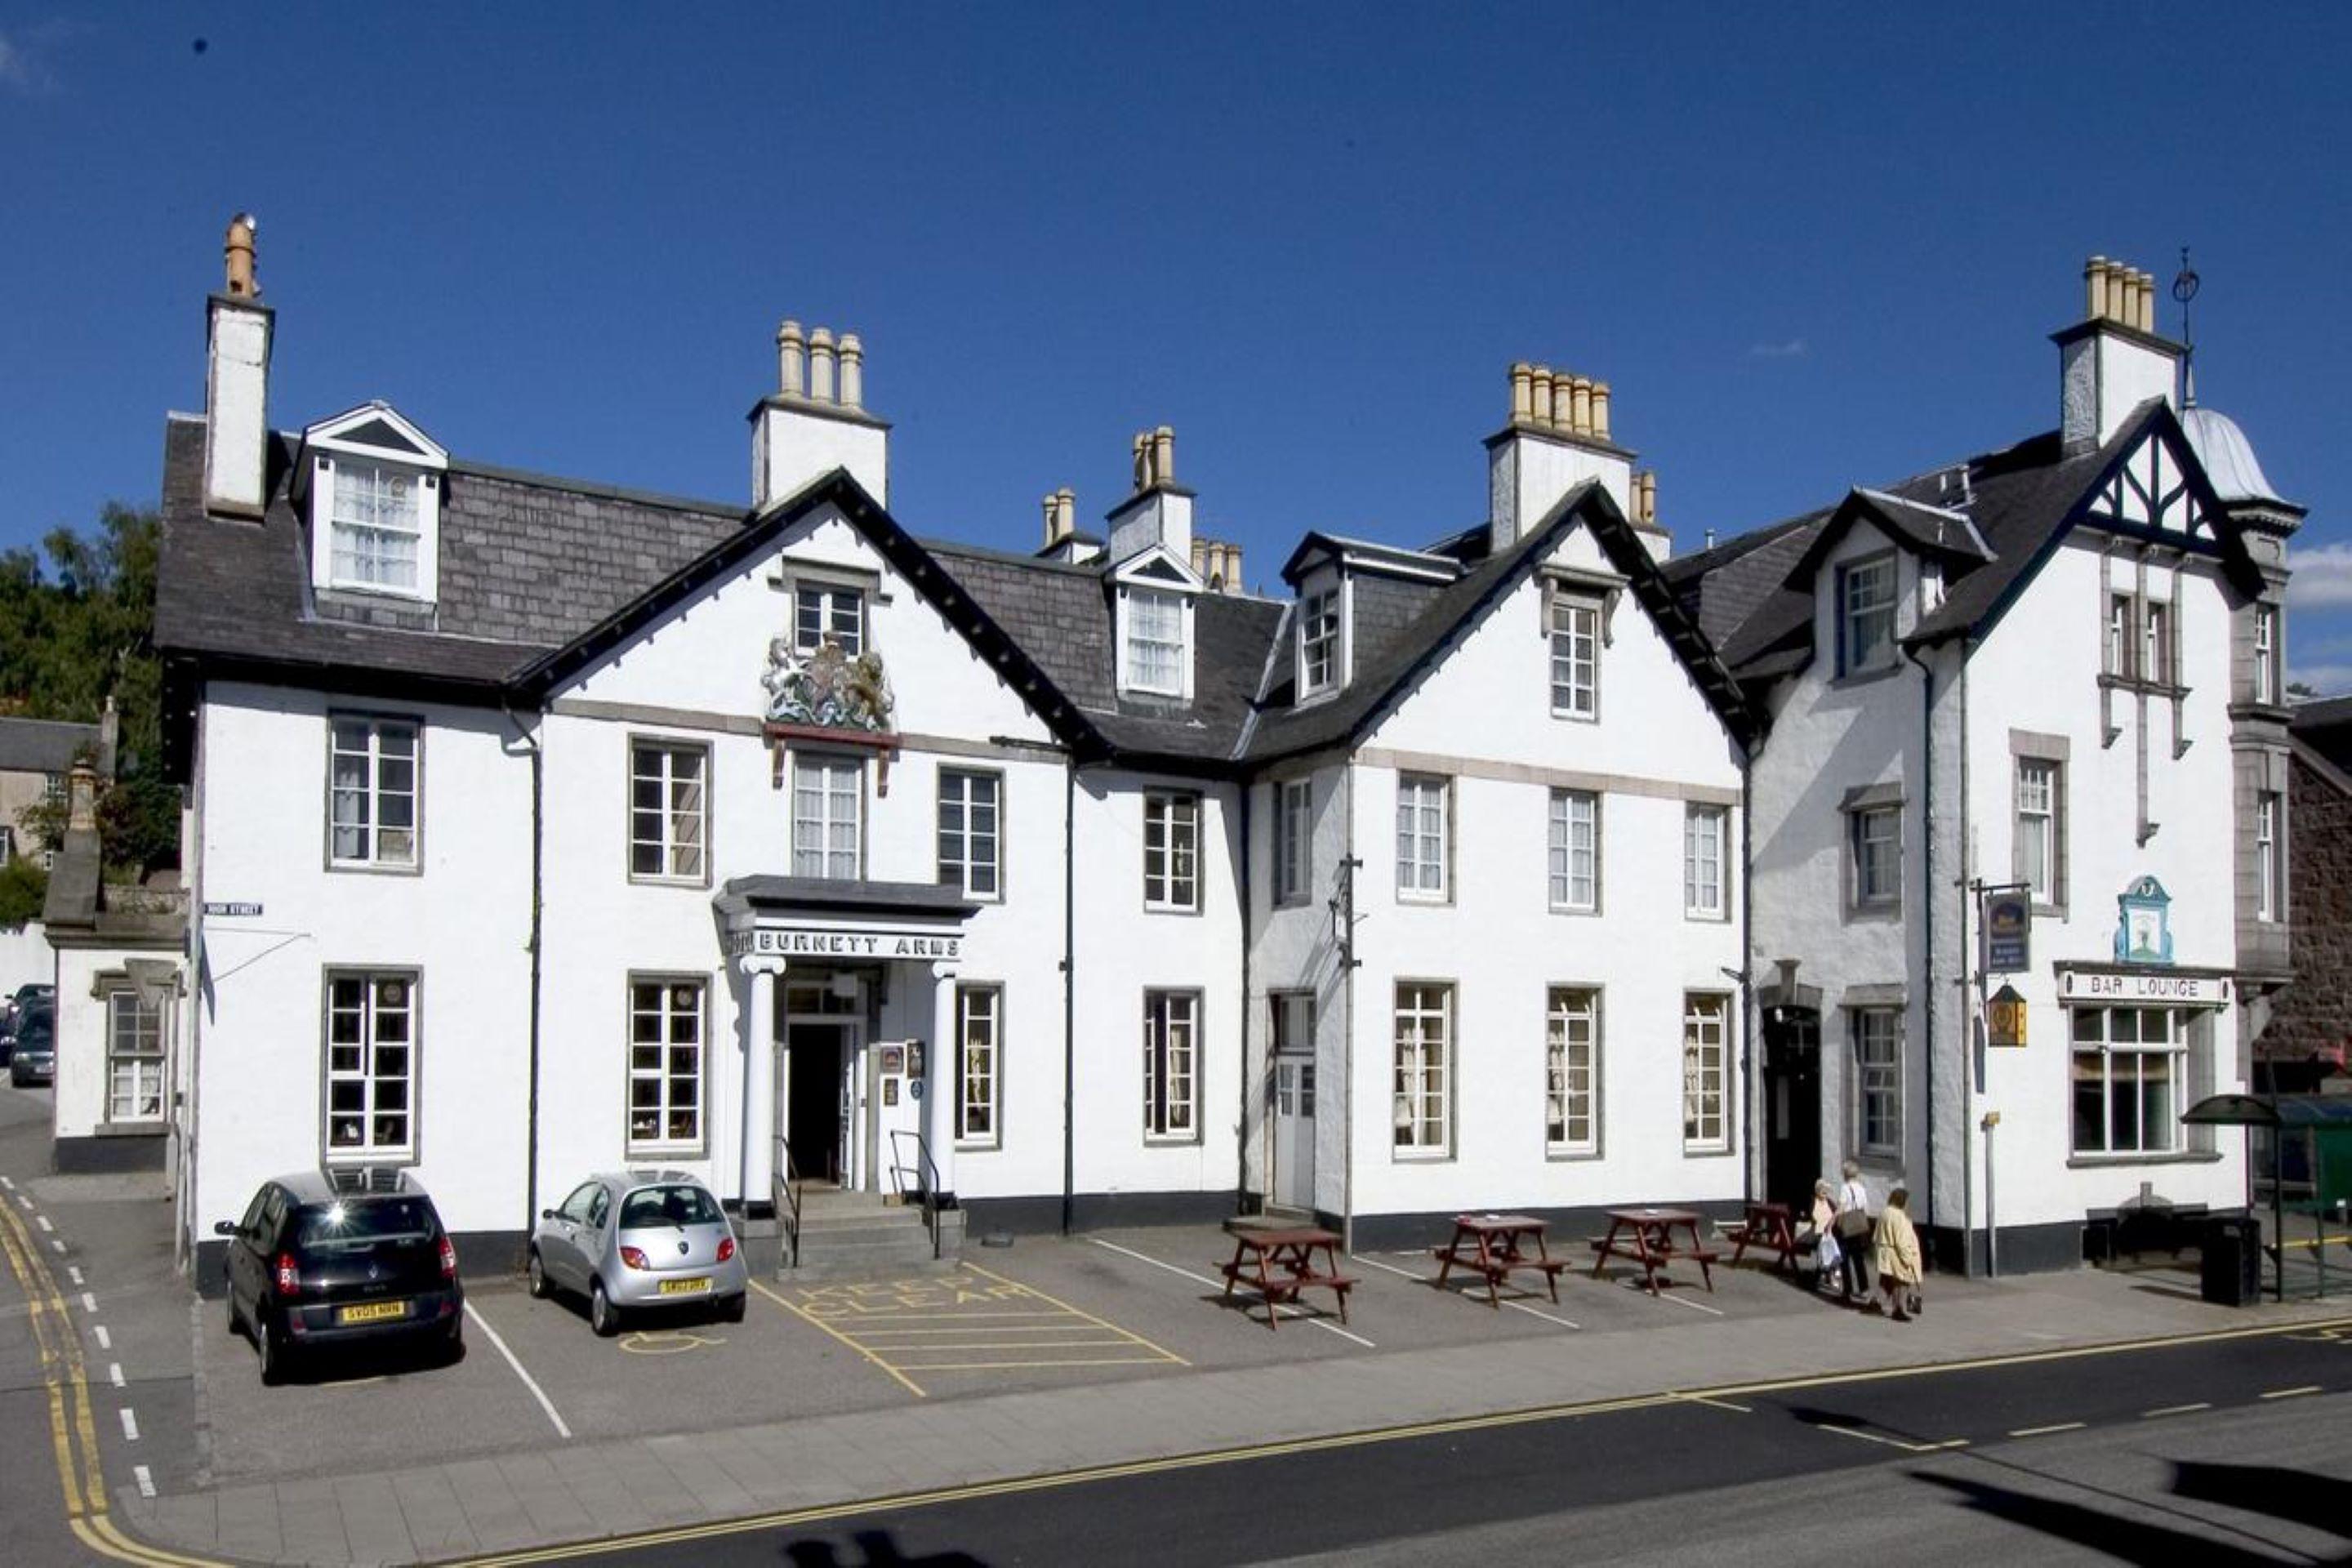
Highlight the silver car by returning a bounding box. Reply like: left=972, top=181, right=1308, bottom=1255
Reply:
left=527, top=1172, right=748, bottom=1335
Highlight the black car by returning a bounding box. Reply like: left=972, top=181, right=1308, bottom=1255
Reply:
left=7, top=1005, right=54, bottom=1085
left=216, top=1168, right=464, bottom=1383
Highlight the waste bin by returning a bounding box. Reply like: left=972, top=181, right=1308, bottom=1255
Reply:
left=2201, top=1216, right=2261, bottom=1307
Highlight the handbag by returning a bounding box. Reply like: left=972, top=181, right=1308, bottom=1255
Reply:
left=1833, top=1210, right=1873, bottom=1244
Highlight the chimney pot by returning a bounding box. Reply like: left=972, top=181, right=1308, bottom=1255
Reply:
left=1190, top=536, right=1208, bottom=577
left=1510, top=362, right=1534, bottom=424
left=1057, top=487, right=1076, bottom=541
left=1640, top=470, right=1658, bottom=524
left=777, top=319, right=807, bottom=398
left=1044, top=492, right=1062, bottom=546
left=2105, top=266, right=2130, bottom=327
left=1153, top=426, right=1175, bottom=487
left=223, top=213, right=258, bottom=298
left=837, top=332, right=864, bottom=409
left=1225, top=542, right=1242, bottom=594
left=807, top=327, right=838, bottom=403
left=2085, top=256, right=2109, bottom=321
left=2136, top=272, right=2155, bottom=333
left=1527, top=367, right=1551, bottom=428
left=67, top=764, right=99, bottom=834
left=1570, top=376, right=1593, bottom=436
left=1590, top=381, right=1612, bottom=442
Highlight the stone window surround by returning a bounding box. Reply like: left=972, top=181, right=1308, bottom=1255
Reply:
left=2011, top=730, right=2071, bottom=917
left=1834, top=550, right=1900, bottom=682
left=1839, top=780, right=1904, bottom=919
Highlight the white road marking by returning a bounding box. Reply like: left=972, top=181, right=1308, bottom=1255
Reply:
left=48, top=1239, right=64, bottom=1254
left=2144, top=1402, right=2212, bottom=1419
left=93, top=1324, right=110, bottom=1349
left=36, top=1214, right=52, bottom=1233
left=1087, top=1237, right=1376, bottom=1348
left=465, top=1302, right=572, bottom=1439
left=2008, top=1421, right=2087, bottom=1437
left=1674, top=1391, right=1753, bottom=1414
left=1616, top=1278, right=1726, bottom=1316
left=109, top=1362, right=124, bottom=1388
left=15, top=1194, right=31, bottom=1209
left=79, top=1291, right=96, bottom=1312
left=2017, top=1330, right=2066, bottom=1341
left=1352, top=1252, right=1580, bottom=1329
left=67, top=1266, right=82, bottom=1285
left=2260, top=1385, right=2322, bottom=1401
left=119, top=1407, right=139, bottom=1441
left=0, top=1174, right=14, bottom=1190
left=1816, top=1423, right=1967, bottom=1454
left=133, top=1465, right=154, bottom=1499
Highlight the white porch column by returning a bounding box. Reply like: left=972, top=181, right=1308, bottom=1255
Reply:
left=739, top=956, right=787, bottom=1211
left=929, top=960, right=958, bottom=1197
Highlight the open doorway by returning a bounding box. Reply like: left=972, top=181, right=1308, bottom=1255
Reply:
left=784, top=1022, right=853, bottom=1187
left=1762, top=1006, right=1822, bottom=1212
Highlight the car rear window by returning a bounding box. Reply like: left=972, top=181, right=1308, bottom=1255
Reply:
left=619, top=1185, right=723, bottom=1228
left=295, top=1197, right=437, bottom=1247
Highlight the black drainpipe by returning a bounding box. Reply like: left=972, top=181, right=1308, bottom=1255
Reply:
left=1061, top=755, right=1076, bottom=1236
left=1901, top=644, right=1937, bottom=1248
left=1236, top=778, right=1254, bottom=1211
left=504, top=707, right=546, bottom=1244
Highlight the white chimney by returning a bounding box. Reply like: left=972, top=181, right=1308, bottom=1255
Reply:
left=203, top=213, right=273, bottom=519
left=2057, top=255, right=2182, bottom=454
left=1105, top=425, right=1195, bottom=565
left=1486, top=359, right=1636, bottom=555
left=751, top=318, right=889, bottom=510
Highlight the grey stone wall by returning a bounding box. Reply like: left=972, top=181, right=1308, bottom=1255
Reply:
left=2260, top=751, right=2352, bottom=1072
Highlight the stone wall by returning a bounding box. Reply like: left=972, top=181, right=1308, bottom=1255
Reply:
left=2260, top=749, right=2352, bottom=1076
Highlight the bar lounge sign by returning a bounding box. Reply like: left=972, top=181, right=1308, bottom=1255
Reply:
left=729, top=926, right=962, bottom=962
left=2058, top=969, right=2228, bottom=1004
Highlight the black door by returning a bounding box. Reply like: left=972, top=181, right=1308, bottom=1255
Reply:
left=1762, top=1009, right=1821, bottom=1212
left=786, top=1024, right=844, bottom=1185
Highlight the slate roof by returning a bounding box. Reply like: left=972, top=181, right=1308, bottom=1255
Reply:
left=0, top=718, right=99, bottom=775
left=1664, top=403, right=2194, bottom=691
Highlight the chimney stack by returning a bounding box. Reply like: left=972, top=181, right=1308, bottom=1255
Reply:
left=751, top=316, right=890, bottom=508
left=203, top=212, right=273, bottom=519
left=1036, top=488, right=1099, bottom=564
left=1106, top=424, right=1195, bottom=564
left=2057, top=253, right=2181, bottom=453
left=1488, top=355, right=1638, bottom=553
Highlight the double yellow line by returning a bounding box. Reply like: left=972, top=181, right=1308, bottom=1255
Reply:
left=0, top=1196, right=224, bottom=1566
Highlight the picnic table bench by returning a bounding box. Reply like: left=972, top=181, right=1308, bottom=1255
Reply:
left=1725, top=1200, right=1801, bottom=1273
left=1589, top=1206, right=1718, bottom=1296
left=1432, top=1214, right=1568, bottom=1307
left=1218, top=1226, right=1356, bottom=1329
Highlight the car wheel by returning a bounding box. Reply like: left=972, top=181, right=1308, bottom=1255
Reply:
left=718, top=1293, right=746, bottom=1325
left=526, top=1249, right=550, bottom=1300
left=225, top=1287, right=243, bottom=1339
left=590, top=1281, right=619, bottom=1338
left=256, top=1316, right=288, bottom=1386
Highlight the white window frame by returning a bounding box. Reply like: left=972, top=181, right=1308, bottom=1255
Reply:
left=323, top=971, right=417, bottom=1161
left=1392, top=982, right=1452, bottom=1158
left=2017, top=757, right=2061, bottom=907
left=1849, top=804, right=1901, bottom=911
left=2070, top=1005, right=2188, bottom=1157
left=1545, top=986, right=1600, bottom=1156
left=0, top=826, right=13, bottom=863
left=1272, top=778, right=1312, bottom=906
left=327, top=460, right=425, bottom=595
left=1548, top=789, right=1599, bottom=913
left=1548, top=595, right=1600, bottom=719
left=2254, top=603, right=2280, bottom=705
left=629, top=739, right=709, bottom=884
left=1143, top=791, right=1200, bottom=913
left=1838, top=555, right=1897, bottom=677
left=2106, top=592, right=2136, bottom=679
left=956, top=983, right=1001, bottom=1149
left=104, top=987, right=165, bottom=1125
left=626, top=977, right=706, bottom=1156
left=1396, top=774, right=1450, bottom=902
left=1682, top=804, right=1728, bottom=920
left=1682, top=991, right=1729, bottom=1153
left=791, top=753, right=863, bottom=880
left=1298, top=588, right=1341, bottom=697
left=1123, top=588, right=1187, bottom=697
left=327, top=715, right=420, bottom=871
left=2256, top=791, right=2283, bottom=924
left=1143, top=990, right=1199, bottom=1143
left=2142, top=599, right=2173, bottom=689
left=1852, top=1006, right=1902, bottom=1160
left=792, top=579, right=866, bottom=655
left=938, top=768, right=1003, bottom=902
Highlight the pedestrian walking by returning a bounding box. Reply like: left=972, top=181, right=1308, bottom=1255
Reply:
left=1833, top=1159, right=1873, bottom=1302
left=1873, top=1183, right=1924, bottom=1322
left=1804, top=1178, right=1842, bottom=1294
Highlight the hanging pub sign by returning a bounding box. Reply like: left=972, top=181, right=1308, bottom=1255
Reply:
left=1982, top=889, right=2031, bottom=974
left=1985, top=983, right=2028, bottom=1049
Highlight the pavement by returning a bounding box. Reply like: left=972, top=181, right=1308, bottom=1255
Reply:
left=4, top=1080, right=2350, bottom=1568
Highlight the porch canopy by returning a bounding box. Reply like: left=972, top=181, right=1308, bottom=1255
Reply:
left=715, top=875, right=978, bottom=964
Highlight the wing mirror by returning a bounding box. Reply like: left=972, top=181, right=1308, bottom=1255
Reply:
left=540, top=1208, right=559, bottom=1221
left=212, top=1220, right=240, bottom=1238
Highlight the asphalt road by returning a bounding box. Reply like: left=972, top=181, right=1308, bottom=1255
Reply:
left=546, top=1327, right=2352, bottom=1567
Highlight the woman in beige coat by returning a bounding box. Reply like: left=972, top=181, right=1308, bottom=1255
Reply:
left=1873, top=1183, right=1923, bottom=1321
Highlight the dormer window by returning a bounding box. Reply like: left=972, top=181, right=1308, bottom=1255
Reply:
left=1836, top=554, right=1896, bottom=678
left=1123, top=588, right=1187, bottom=697
left=301, top=403, right=448, bottom=604
left=330, top=462, right=421, bottom=591
left=1298, top=587, right=1341, bottom=698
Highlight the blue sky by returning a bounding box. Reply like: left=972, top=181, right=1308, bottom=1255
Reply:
left=7, top=5, right=2350, bottom=684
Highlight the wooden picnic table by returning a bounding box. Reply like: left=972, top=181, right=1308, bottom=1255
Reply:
left=1726, top=1200, right=1800, bottom=1273
left=1432, top=1214, right=1568, bottom=1308
left=1218, top=1226, right=1356, bottom=1330
left=1589, top=1206, right=1718, bottom=1296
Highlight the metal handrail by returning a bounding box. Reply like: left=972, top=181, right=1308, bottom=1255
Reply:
left=773, top=1133, right=803, bottom=1269
left=889, top=1129, right=944, bottom=1261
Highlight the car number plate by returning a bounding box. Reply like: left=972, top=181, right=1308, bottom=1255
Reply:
left=338, top=1300, right=409, bottom=1325
left=658, top=1276, right=710, bottom=1296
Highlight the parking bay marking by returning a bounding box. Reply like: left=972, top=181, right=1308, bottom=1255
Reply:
left=1352, top=1252, right=1580, bottom=1330
left=464, top=1301, right=572, bottom=1441
left=1088, top=1236, right=1375, bottom=1348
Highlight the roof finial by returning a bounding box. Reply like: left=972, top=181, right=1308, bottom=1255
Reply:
left=2172, top=246, right=2200, bottom=408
